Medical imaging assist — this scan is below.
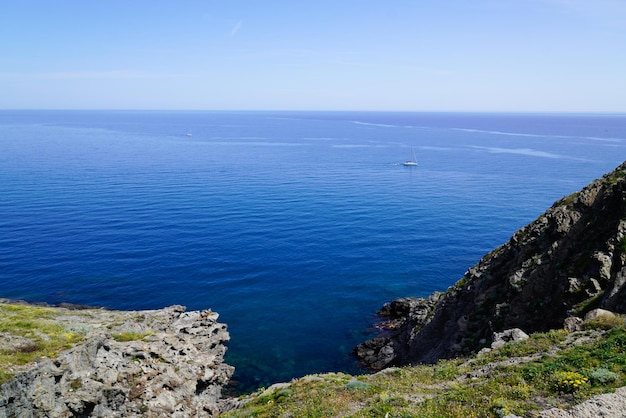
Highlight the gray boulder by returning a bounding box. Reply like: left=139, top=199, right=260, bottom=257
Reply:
left=490, top=328, right=529, bottom=350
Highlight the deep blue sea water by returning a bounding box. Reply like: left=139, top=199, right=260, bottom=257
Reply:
left=1, top=110, right=625, bottom=391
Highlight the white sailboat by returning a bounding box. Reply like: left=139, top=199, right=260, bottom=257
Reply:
left=402, top=147, right=418, bottom=166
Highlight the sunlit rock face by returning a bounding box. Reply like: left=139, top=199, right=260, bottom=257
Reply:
left=0, top=304, right=233, bottom=417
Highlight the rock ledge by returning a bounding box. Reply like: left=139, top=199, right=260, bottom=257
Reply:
left=0, top=301, right=233, bottom=417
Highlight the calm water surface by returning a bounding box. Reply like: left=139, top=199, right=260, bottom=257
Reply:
left=1, top=110, right=625, bottom=390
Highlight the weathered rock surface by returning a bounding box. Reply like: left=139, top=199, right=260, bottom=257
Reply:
left=355, top=161, right=626, bottom=369
left=0, top=302, right=233, bottom=417
left=539, top=386, right=626, bottom=417
left=490, top=328, right=529, bottom=350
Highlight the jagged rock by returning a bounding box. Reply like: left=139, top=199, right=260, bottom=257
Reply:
left=0, top=304, right=233, bottom=417
left=585, top=278, right=602, bottom=297
left=376, top=294, right=443, bottom=331
left=602, top=266, right=626, bottom=311
left=490, top=328, right=529, bottom=350
left=352, top=338, right=397, bottom=370
left=356, top=161, right=626, bottom=369
left=353, top=293, right=445, bottom=369
left=538, top=386, right=626, bottom=417
left=595, top=251, right=613, bottom=282
left=564, top=316, right=584, bottom=332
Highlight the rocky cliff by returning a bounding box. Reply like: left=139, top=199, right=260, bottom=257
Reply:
left=0, top=303, right=233, bottom=417
left=356, top=161, right=626, bottom=369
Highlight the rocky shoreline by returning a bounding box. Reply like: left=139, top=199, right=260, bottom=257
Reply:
left=355, top=161, right=626, bottom=370
left=0, top=301, right=233, bottom=417
left=5, top=161, right=626, bottom=417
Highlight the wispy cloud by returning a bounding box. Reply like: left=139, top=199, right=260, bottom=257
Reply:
left=230, top=20, right=242, bottom=37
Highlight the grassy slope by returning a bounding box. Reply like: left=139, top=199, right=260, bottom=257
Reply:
left=0, top=302, right=154, bottom=386
left=2, top=302, right=626, bottom=417
left=0, top=303, right=84, bottom=385
left=223, top=318, right=626, bottom=417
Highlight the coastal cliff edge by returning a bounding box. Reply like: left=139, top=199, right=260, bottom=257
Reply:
left=0, top=302, right=233, bottom=417
left=355, top=160, right=626, bottom=369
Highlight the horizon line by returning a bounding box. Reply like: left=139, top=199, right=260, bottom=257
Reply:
left=2, top=108, right=626, bottom=115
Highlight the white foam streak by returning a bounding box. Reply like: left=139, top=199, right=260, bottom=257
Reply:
left=453, top=128, right=625, bottom=143
left=351, top=121, right=399, bottom=128
left=453, top=128, right=546, bottom=138
left=468, top=146, right=584, bottom=160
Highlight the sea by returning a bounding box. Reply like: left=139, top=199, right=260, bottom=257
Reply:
left=1, top=110, right=625, bottom=392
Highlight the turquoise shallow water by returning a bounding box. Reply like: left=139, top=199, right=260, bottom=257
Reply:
left=1, top=110, right=625, bottom=390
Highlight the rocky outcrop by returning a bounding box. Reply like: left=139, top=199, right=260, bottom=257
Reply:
left=356, top=161, right=626, bottom=369
left=534, top=386, right=626, bottom=417
left=489, top=328, right=529, bottom=350
left=0, top=303, right=233, bottom=417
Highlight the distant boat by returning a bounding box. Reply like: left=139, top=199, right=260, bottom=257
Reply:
left=186, top=132, right=193, bottom=137
left=402, top=148, right=418, bottom=166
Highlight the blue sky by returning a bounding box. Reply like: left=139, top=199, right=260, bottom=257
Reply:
left=1, top=0, right=625, bottom=111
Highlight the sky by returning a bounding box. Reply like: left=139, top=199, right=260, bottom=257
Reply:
left=1, top=0, right=625, bottom=112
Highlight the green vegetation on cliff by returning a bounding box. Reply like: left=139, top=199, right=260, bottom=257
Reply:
left=224, top=318, right=626, bottom=417
left=2, top=307, right=626, bottom=416
left=1, top=302, right=233, bottom=417
left=0, top=303, right=84, bottom=385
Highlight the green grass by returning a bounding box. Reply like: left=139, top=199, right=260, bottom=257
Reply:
left=602, top=167, right=626, bottom=187
left=223, top=326, right=626, bottom=418
left=573, top=294, right=604, bottom=317
left=3, top=302, right=626, bottom=416
left=585, top=314, right=626, bottom=330
left=0, top=304, right=154, bottom=386
left=111, top=331, right=155, bottom=342
left=488, top=329, right=568, bottom=360
left=0, top=303, right=84, bottom=385
left=559, top=191, right=580, bottom=207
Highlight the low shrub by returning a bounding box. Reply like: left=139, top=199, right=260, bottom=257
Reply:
left=552, top=371, right=588, bottom=393
left=585, top=315, right=625, bottom=330
left=589, top=367, right=619, bottom=384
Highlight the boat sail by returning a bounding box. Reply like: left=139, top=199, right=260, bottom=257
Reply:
left=402, top=148, right=418, bottom=166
